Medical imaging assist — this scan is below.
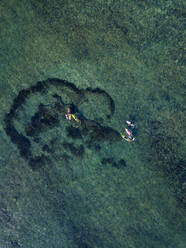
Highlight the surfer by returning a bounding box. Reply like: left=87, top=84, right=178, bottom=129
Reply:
left=65, top=107, right=72, bottom=120
left=121, top=120, right=136, bottom=142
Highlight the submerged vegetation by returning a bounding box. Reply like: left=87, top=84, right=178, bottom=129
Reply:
left=144, top=117, right=186, bottom=208
left=0, top=0, right=185, bottom=247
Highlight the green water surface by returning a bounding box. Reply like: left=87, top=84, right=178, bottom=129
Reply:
left=0, top=0, right=185, bottom=247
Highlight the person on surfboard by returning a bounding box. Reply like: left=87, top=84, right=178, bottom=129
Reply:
left=126, top=120, right=135, bottom=128
left=121, top=120, right=136, bottom=142
left=65, top=107, right=80, bottom=124
left=65, top=107, right=72, bottom=120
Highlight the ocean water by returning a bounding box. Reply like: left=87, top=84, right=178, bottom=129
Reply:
left=0, top=0, right=185, bottom=247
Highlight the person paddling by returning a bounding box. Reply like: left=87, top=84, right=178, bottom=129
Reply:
left=126, top=120, right=135, bottom=128
left=121, top=120, right=136, bottom=142
left=65, top=107, right=72, bottom=120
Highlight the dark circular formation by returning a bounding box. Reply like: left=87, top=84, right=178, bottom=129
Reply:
left=4, top=78, right=125, bottom=170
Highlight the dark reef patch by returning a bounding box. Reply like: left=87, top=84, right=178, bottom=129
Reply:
left=25, top=104, right=59, bottom=137
left=66, top=126, right=82, bottom=139
left=42, top=144, right=51, bottom=153
left=4, top=78, right=121, bottom=170
left=12, top=89, right=31, bottom=112
left=101, top=157, right=127, bottom=169
left=62, top=142, right=85, bottom=159
left=29, top=155, right=48, bottom=170
left=4, top=115, right=31, bottom=160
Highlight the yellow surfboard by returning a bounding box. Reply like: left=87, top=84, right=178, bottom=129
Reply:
left=71, top=114, right=80, bottom=123
left=121, top=133, right=134, bottom=142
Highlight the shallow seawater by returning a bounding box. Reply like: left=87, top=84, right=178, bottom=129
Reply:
left=0, top=0, right=185, bottom=247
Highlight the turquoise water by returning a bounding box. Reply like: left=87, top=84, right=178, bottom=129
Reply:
left=0, top=0, right=185, bottom=247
